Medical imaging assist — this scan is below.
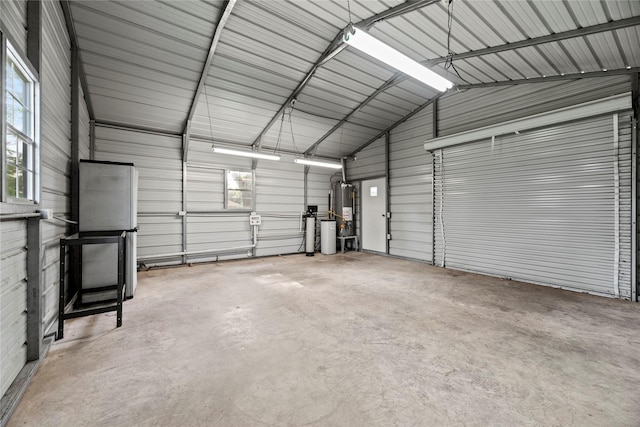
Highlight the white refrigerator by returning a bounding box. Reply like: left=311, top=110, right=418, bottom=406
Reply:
left=79, top=160, right=138, bottom=303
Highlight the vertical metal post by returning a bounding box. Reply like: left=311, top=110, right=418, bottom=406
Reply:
left=26, top=0, right=42, bottom=73
left=431, top=100, right=438, bottom=265
left=433, top=98, right=439, bottom=139
left=71, top=46, right=80, bottom=229
left=26, top=217, right=42, bottom=360
left=182, top=133, right=189, bottom=265
left=632, top=72, right=639, bottom=301
left=58, top=242, right=66, bottom=340
left=303, top=165, right=309, bottom=209
left=385, top=131, right=390, bottom=254
left=89, top=120, right=96, bottom=160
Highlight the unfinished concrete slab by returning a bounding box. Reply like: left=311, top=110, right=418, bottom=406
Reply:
left=8, top=252, right=640, bottom=426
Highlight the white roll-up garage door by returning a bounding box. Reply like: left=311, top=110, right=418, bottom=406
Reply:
left=433, top=113, right=633, bottom=298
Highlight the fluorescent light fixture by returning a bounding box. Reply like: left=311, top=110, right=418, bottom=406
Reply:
left=294, top=158, right=342, bottom=169
left=343, top=26, right=453, bottom=92
left=212, top=146, right=280, bottom=161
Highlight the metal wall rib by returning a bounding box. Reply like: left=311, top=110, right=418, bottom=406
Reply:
left=438, top=77, right=630, bottom=136
left=40, top=0, right=72, bottom=334
left=0, top=220, right=27, bottom=398
left=389, top=106, right=434, bottom=262
left=94, top=126, right=183, bottom=265
left=1, top=0, right=27, bottom=53
left=346, top=136, right=385, bottom=181
left=434, top=113, right=632, bottom=298
left=255, top=161, right=305, bottom=257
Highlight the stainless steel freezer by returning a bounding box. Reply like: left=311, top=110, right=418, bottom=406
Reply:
left=79, top=160, right=138, bottom=303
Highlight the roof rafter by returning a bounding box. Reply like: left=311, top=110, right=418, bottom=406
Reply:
left=425, top=16, right=640, bottom=66
left=184, top=0, right=236, bottom=135
left=455, top=67, right=640, bottom=89
left=251, top=0, right=438, bottom=151
left=305, top=16, right=640, bottom=157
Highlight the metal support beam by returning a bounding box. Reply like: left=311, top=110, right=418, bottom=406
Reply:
left=303, top=75, right=403, bottom=156
left=70, top=46, right=80, bottom=229
left=89, top=120, right=95, bottom=160
left=26, top=217, right=42, bottom=361
left=60, top=0, right=95, bottom=119
left=632, top=72, right=639, bottom=302
left=184, top=0, right=236, bottom=134
left=455, top=67, right=640, bottom=90
left=252, top=0, right=437, bottom=151
left=385, top=131, right=390, bottom=255
left=426, top=16, right=640, bottom=66
left=432, top=98, right=438, bottom=138
left=26, top=1, right=42, bottom=73
left=348, top=94, right=443, bottom=158
left=182, top=133, right=189, bottom=265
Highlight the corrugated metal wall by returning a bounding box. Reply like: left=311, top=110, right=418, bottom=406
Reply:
left=438, top=77, right=630, bottom=136
left=40, top=0, right=72, bottom=334
left=433, top=113, right=633, bottom=298
left=346, top=136, right=385, bottom=181
left=187, top=140, right=328, bottom=260
left=2, top=0, right=27, bottom=53
left=94, top=126, right=183, bottom=265
left=255, top=161, right=305, bottom=257
left=0, top=220, right=27, bottom=398
left=0, top=0, right=30, bottom=398
left=389, top=106, right=434, bottom=262
left=186, top=140, right=253, bottom=263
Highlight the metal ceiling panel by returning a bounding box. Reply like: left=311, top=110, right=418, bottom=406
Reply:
left=62, top=0, right=638, bottom=159
left=70, top=0, right=224, bottom=132
left=314, top=122, right=381, bottom=158
left=259, top=110, right=339, bottom=154
left=190, top=88, right=279, bottom=143
left=566, top=0, right=609, bottom=26
left=616, top=27, right=640, bottom=67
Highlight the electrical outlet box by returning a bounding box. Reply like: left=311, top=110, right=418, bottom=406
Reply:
left=39, top=209, right=53, bottom=219
left=249, top=212, right=261, bottom=226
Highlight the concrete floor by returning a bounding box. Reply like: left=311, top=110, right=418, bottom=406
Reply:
left=8, top=252, right=640, bottom=426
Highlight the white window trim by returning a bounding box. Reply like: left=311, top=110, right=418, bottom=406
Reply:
left=3, top=40, right=40, bottom=205
left=224, top=169, right=254, bottom=210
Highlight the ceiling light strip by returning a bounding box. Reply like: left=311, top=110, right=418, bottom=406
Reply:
left=212, top=147, right=280, bottom=161
left=294, top=158, right=343, bottom=169
left=344, top=27, right=453, bottom=92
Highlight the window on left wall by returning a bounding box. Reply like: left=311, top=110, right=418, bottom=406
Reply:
left=4, top=42, right=38, bottom=202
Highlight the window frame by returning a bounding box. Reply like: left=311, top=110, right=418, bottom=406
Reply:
left=2, top=37, right=40, bottom=205
left=224, top=169, right=254, bottom=210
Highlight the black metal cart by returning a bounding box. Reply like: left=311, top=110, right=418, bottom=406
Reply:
left=58, top=230, right=127, bottom=340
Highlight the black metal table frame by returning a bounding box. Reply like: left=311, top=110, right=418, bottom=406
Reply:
left=58, top=231, right=126, bottom=340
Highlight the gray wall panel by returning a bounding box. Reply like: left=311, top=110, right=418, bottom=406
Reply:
left=40, top=0, right=72, bottom=334
left=346, top=137, right=385, bottom=181
left=95, top=126, right=183, bottom=263
left=2, top=0, right=28, bottom=54
left=438, top=77, right=630, bottom=137
left=255, top=161, right=304, bottom=257
left=0, top=220, right=27, bottom=398
left=389, top=106, right=433, bottom=262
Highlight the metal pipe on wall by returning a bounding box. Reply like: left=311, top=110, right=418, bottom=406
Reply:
left=137, top=244, right=256, bottom=262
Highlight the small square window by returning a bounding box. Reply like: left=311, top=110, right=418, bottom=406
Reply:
left=226, top=170, right=253, bottom=209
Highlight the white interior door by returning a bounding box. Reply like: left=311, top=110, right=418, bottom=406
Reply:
left=361, top=178, right=387, bottom=252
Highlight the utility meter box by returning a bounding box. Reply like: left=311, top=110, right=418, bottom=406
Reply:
left=249, top=212, right=261, bottom=226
